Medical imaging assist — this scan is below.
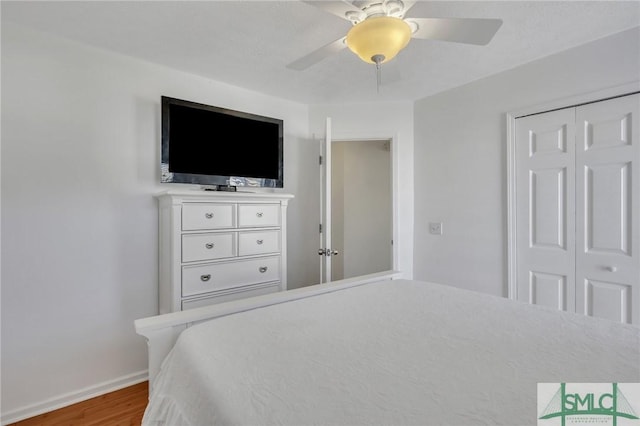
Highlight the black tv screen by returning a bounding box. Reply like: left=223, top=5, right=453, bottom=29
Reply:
left=161, top=96, right=284, bottom=188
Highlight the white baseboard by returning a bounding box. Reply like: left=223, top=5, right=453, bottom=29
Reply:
left=1, top=370, right=148, bottom=425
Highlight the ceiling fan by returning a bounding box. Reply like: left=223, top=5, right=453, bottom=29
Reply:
left=287, top=0, right=503, bottom=72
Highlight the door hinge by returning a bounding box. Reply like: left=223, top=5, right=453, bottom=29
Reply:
left=319, top=155, right=323, bottom=165
left=319, top=223, right=322, bottom=233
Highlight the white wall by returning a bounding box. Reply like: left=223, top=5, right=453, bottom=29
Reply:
left=309, top=103, right=414, bottom=279
left=0, top=23, right=315, bottom=421
left=413, top=27, right=640, bottom=297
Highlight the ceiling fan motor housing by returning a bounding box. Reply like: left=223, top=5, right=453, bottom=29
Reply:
left=346, top=16, right=411, bottom=64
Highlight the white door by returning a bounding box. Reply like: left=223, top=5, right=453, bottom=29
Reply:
left=575, top=94, right=640, bottom=324
left=515, top=93, right=640, bottom=325
left=515, top=107, right=576, bottom=311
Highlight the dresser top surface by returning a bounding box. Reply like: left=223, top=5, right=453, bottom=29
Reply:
left=155, top=189, right=294, bottom=202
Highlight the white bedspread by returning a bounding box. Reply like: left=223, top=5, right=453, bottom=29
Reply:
left=143, top=279, right=640, bottom=425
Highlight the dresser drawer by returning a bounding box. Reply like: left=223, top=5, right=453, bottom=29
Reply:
left=182, top=204, right=235, bottom=230
left=182, top=256, right=281, bottom=297
left=238, top=230, right=280, bottom=256
left=238, top=204, right=280, bottom=228
left=182, top=282, right=281, bottom=311
left=182, top=232, right=236, bottom=262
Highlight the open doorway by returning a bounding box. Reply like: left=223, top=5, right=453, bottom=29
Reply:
left=330, top=139, right=392, bottom=281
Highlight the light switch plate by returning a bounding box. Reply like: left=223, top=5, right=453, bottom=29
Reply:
left=429, top=222, right=443, bottom=235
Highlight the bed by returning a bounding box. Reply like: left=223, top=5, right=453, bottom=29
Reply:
left=134, top=271, right=640, bottom=425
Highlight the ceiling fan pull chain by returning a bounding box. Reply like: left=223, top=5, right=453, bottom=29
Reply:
left=373, top=54, right=384, bottom=93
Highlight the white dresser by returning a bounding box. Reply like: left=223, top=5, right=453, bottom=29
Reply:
left=155, top=190, right=294, bottom=313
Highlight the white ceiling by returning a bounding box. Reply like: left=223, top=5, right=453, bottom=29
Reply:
left=3, top=1, right=639, bottom=104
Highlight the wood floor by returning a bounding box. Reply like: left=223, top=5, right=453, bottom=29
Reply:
left=9, top=382, right=148, bottom=426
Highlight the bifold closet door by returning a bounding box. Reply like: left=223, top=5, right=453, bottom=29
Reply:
left=575, top=94, right=639, bottom=325
left=516, top=93, right=639, bottom=325
left=515, top=108, right=576, bottom=311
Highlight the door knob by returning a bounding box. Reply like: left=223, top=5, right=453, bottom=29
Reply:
left=605, top=265, right=618, bottom=272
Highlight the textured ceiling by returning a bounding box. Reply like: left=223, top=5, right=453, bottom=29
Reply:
left=2, top=1, right=639, bottom=104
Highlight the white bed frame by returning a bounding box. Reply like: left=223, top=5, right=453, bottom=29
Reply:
left=135, top=270, right=404, bottom=391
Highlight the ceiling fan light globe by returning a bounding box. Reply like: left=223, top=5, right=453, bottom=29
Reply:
left=346, top=16, right=411, bottom=64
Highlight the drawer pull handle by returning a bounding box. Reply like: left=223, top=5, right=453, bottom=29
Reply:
left=205, top=243, right=215, bottom=249
left=256, top=239, right=264, bottom=245
left=200, top=274, right=211, bottom=282
left=256, top=212, right=263, bottom=218
left=259, top=266, right=268, bottom=273
left=205, top=213, right=214, bottom=219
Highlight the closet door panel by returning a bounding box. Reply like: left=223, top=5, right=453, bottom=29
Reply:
left=575, top=94, right=639, bottom=325
left=583, top=279, right=632, bottom=324
left=515, top=108, right=576, bottom=311
left=530, top=167, right=567, bottom=249
left=584, top=162, right=630, bottom=254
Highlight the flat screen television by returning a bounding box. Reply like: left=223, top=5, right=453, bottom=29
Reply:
left=161, top=96, right=284, bottom=189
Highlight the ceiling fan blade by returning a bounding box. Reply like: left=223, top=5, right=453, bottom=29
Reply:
left=407, top=17, right=503, bottom=45
left=287, top=37, right=347, bottom=71
left=301, top=1, right=362, bottom=22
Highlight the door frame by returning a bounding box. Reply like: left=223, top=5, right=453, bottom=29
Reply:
left=506, top=81, right=640, bottom=301
left=321, top=128, right=400, bottom=282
